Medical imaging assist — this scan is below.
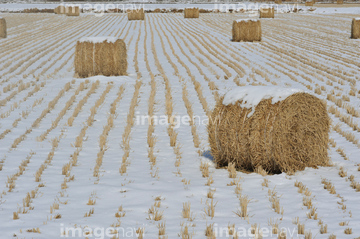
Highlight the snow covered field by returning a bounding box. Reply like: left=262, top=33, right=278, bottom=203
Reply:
left=0, top=9, right=360, bottom=239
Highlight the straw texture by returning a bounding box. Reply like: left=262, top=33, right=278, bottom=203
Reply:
left=66, top=6, right=80, bottom=16
left=208, top=93, right=330, bottom=174
left=232, top=20, right=261, bottom=42
left=128, top=8, right=145, bottom=20
left=351, top=18, right=360, bottom=39
left=0, top=18, right=6, bottom=38
left=259, top=8, right=274, bottom=18
left=184, top=8, right=199, bottom=18
left=75, top=39, right=127, bottom=78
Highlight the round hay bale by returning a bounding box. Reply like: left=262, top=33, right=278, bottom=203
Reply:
left=305, top=1, right=314, bottom=6
left=184, top=8, right=199, bottom=18
left=128, top=8, right=145, bottom=20
left=232, top=19, right=261, bottom=42
left=208, top=86, right=330, bottom=174
left=75, top=37, right=127, bottom=78
left=0, top=18, right=6, bottom=39
left=337, top=0, right=343, bottom=4
left=259, top=8, right=274, bottom=18
left=351, top=18, right=360, bottom=39
left=66, top=6, right=80, bottom=16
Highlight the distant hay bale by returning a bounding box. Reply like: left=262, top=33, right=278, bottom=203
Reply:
left=184, top=8, right=199, bottom=18
left=305, top=1, right=314, bottom=6
left=275, top=0, right=282, bottom=4
left=54, top=6, right=65, bottom=14
left=259, top=8, right=274, bottom=18
left=351, top=18, right=360, bottom=39
left=0, top=18, right=6, bottom=38
left=337, top=0, right=343, bottom=4
left=232, top=19, right=261, bottom=42
left=66, top=6, right=80, bottom=16
left=208, top=87, right=330, bottom=174
left=128, top=8, right=145, bottom=20
left=75, top=37, right=127, bottom=78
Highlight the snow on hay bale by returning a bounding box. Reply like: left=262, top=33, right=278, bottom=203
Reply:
left=128, top=8, right=145, bottom=20
left=208, top=86, right=330, bottom=174
left=75, top=37, right=127, bottom=78
left=66, top=6, right=80, bottom=16
left=351, top=18, right=360, bottom=39
left=0, top=18, right=6, bottom=39
left=259, top=7, right=274, bottom=18
left=184, top=8, right=199, bottom=18
left=232, top=19, right=261, bottom=42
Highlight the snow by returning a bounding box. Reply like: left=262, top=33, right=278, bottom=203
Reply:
left=79, top=36, right=118, bottom=44
left=222, top=86, right=304, bottom=117
left=235, top=18, right=259, bottom=23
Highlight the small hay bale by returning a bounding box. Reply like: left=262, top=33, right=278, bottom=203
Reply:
left=259, top=8, right=274, bottom=18
left=337, top=0, right=343, bottom=4
left=351, top=18, right=360, bottom=39
left=75, top=37, right=127, bottom=78
left=54, top=6, right=66, bottom=14
left=305, top=1, right=314, bottom=6
left=208, top=86, right=330, bottom=174
left=275, top=0, right=282, bottom=4
left=184, top=8, right=199, bottom=18
left=127, top=8, right=145, bottom=20
left=232, top=19, right=261, bottom=42
left=66, top=6, right=80, bottom=16
left=0, top=18, right=6, bottom=38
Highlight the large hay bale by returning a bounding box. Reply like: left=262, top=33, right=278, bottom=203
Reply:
left=0, top=18, right=6, bottom=38
left=208, top=86, right=330, bottom=174
left=128, top=8, right=145, bottom=20
left=75, top=37, right=127, bottom=78
left=232, top=19, right=261, bottom=42
left=351, top=18, right=360, bottom=39
left=259, top=8, right=274, bottom=18
left=66, top=6, right=80, bottom=16
left=184, top=8, right=199, bottom=18
left=305, top=1, right=314, bottom=6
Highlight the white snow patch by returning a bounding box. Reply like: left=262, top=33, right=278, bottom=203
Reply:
left=235, top=18, right=259, bottom=23
left=222, top=86, right=304, bottom=117
left=79, top=37, right=118, bottom=43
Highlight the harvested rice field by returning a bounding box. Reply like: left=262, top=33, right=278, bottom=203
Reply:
left=0, top=10, right=360, bottom=238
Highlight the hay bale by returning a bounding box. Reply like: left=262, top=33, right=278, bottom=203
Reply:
left=305, top=1, right=314, bottom=6
left=128, top=8, right=145, bottom=20
left=54, top=6, right=66, bottom=14
left=232, top=19, right=261, bottom=42
left=75, top=37, right=127, bottom=78
left=351, top=18, right=360, bottom=39
left=208, top=86, right=330, bottom=174
left=184, top=8, right=199, bottom=18
left=259, top=8, right=274, bottom=18
left=0, top=18, right=6, bottom=39
left=337, top=0, right=343, bottom=4
left=275, top=0, right=282, bottom=4
left=66, top=6, right=80, bottom=16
